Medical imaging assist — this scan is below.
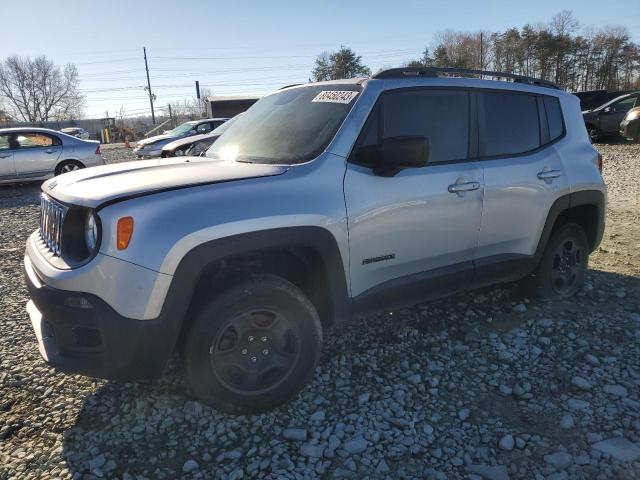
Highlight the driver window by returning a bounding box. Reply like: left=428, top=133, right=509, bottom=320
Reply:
left=613, top=97, right=637, bottom=114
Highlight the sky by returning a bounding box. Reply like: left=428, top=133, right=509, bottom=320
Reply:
left=1, top=0, right=639, bottom=120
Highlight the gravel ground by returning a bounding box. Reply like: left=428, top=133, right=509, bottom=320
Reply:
left=0, top=143, right=639, bottom=480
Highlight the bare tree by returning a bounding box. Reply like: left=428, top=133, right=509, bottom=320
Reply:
left=0, top=55, right=84, bottom=122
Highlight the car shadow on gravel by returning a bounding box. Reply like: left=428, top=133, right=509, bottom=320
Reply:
left=0, top=183, right=42, bottom=208
left=57, top=266, right=639, bottom=479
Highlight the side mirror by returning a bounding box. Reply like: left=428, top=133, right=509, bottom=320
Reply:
left=372, top=136, right=429, bottom=176
left=189, top=129, right=197, bottom=135
left=603, top=106, right=613, bottom=114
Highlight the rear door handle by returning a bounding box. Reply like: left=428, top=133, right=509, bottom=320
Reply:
left=537, top=169, right=563, bottom=180
left=448, top=181, right=480, bottom=193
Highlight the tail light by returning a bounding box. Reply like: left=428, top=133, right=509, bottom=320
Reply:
left=95, top=145, right=101, bottom=155
left=597, top=152, right=603, bottom=173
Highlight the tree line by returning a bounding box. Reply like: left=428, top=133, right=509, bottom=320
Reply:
left=312, top=11, right=640, bottom=92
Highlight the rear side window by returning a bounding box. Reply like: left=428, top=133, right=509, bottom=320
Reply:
left=480, top=92, right=540, bottom=157
left=544, top=96, right=564, bottom=141
left=382, top=89, right=469, bottom=163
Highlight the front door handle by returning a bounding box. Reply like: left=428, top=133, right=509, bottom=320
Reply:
left=537, top=169, right=563, bottom=180
left=45, top=149, right=56, bottom=154
left=448, top=181, right=480, bottom=193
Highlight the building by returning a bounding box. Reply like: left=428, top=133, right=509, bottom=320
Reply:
left=205, top=95, right=260, bottom=119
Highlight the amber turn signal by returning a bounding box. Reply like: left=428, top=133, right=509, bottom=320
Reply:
left=117, top=217, right=134, bottom=250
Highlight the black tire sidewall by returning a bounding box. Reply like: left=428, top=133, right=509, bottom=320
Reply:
left=55, top=160, right=84, bottom=176
left=531, top=223, right=589, bottom=300
left=184, top=275, right=322, bottom=414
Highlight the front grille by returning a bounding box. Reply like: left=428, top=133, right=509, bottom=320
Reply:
left=39, top=194, right=67, bottom=256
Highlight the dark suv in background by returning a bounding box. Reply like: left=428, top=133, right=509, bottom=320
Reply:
left=582, top=91, right=640, bottom=142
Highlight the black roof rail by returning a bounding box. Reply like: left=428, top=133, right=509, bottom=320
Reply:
left=372, top=67, right=559, bottom=89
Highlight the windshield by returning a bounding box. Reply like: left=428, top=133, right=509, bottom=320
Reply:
left=206, top=85, right=361, bottom=164
left=168, top=122, right=196, bottom=136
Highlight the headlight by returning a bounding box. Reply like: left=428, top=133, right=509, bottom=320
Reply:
left=84, top=211, right=98, bottom=252
left=626, top=110, right=639, bottom=121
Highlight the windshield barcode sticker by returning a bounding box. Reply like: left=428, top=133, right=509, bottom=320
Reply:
left=312, top=90, right=359, bottom=104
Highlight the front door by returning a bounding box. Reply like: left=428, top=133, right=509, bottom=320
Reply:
left=345, top=88, right=483, bottom=306
left=600, top=95, right=638, bottom=134
left=0, top=133, right=15, bottom=179
left=12, top=132, right=62, bottom=178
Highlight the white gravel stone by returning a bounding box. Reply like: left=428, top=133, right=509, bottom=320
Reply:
left=591, top=437, right=640, bottom=462
left=182, top=459, right=199, bottom=473
left=559, top=415, right=575, bottom=429
left=544, top=452, right=573, bottom=469
left=498, top=434, right=514, bottom=451
left=571, top=376, right=592, bottom=390
left=343, top=435, right=368, bottom=454
left=283, top=428, right=307, bottom=441
left=603, top=384, right=628, bottom=397
left=458, top=408, right=470, bottom=421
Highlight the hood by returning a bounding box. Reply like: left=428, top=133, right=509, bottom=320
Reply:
left=136, top=133, right=178, bottom=147
left=162, top=133, right=213, bottom=151
left=42, top=157, right=288, bottom=208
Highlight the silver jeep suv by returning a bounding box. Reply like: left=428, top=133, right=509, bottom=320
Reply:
left=24, top=68, right=606, bottom=413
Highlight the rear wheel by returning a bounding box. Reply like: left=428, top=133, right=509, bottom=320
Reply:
left=55, top=160, right=85, bottom=175
left=525, top=223, right=589, bottom=300
left=183, top=275, right=322, bottom=413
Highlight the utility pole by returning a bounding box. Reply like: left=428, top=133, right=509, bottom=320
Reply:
left=143, top=47, right=156, bottom=125
left=168, top=104, right=173, bottom=128
left=479, top=32, right=484, bottom=71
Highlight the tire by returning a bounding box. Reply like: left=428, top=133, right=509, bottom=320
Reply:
left=183, top=275, right=323, bottom=413
left=525, top=223, right=589, bottom=300
left=587, top=126, right=600, bottom=143
left=55, top=160, right=85, bottom=176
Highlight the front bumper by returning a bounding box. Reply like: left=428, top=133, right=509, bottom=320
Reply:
left=620, top=119, right=639, bottom=141
left=133, top=146, right=163, bottom=158
left=24, top=255, right=174, bottom=381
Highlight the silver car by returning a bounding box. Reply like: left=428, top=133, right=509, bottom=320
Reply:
left=0, top=127, right=104, bottom=183
left=134, top=118, right=228, bottom=159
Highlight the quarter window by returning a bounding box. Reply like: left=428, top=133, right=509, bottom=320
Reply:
left=480, top=92, right=540, bottom=156
left=382, top=90, right=469, bottom=163
left=544, top=96, right=564, bottom=141
left=0, top=134, right=9, bottom=150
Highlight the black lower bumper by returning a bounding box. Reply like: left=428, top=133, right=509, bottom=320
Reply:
left=24, top=263, right=174, bottom=381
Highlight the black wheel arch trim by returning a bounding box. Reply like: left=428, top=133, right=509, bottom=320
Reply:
left=155, top=226, right=350, bottom=364
left=535, top=189, right=605, bottom=257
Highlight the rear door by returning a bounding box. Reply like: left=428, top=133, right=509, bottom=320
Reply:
left=12, top=132, right=62, bottom=177
left=345, top=88, right=484, bottom=304
left=0, top=133, right=15, bottom=179
left=475, top=91, right=570, bottom=280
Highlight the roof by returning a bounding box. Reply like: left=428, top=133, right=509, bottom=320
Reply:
left=0, top=127, right=67, bottom=134
left=206, top=95, right=262, bottom=102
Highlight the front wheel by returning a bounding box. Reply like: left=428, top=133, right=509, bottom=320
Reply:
left=183, top=275, right=322, bottom=413
left=525, top=223, right=589, bottom=300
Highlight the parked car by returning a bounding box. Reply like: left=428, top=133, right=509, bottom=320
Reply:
left=619, top=106, right=640, bottom=142
left=60, top=127, right=90, bottom=140
left=161, top=116, right=236, bottom=157
left=582, top=91, right=640, bottom=141
left=133, top=118, right=228, bottom=158
left=24, top=68, right=605, bottom=413
left=0, top=127, right=104, bottom=183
